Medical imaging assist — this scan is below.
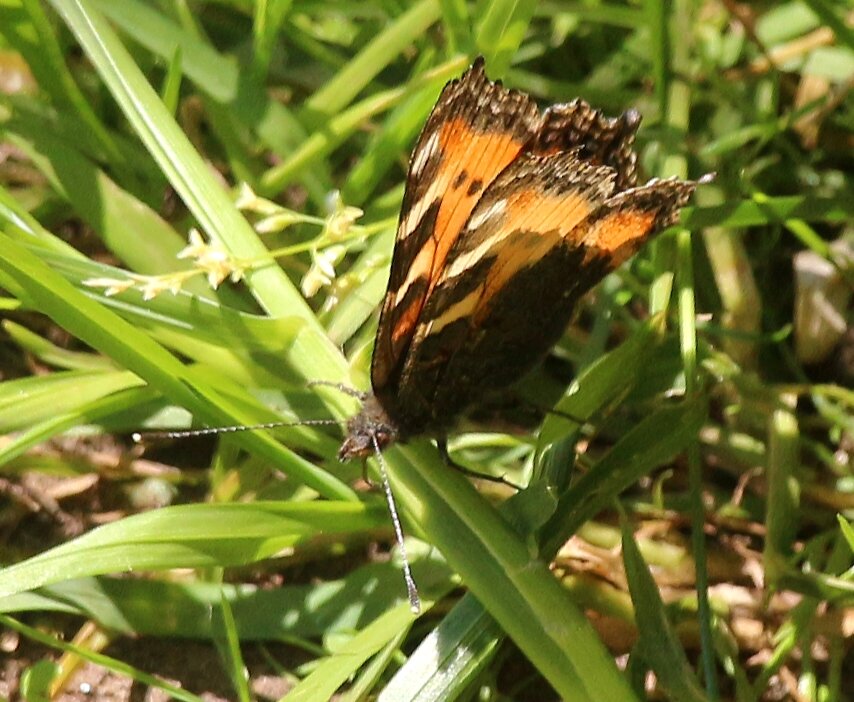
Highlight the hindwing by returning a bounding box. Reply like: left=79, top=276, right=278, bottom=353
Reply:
left=532, top=100, right=641, bottom=189
left=389, top=148, right=699, bottom=431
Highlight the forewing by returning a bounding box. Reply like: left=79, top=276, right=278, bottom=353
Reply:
left=371, top=58, right=541, bottom=391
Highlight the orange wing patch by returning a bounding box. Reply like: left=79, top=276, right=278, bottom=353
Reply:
left=580, top=177, right=699, bottom=268
left=582, top=209, right=657, bottom=266
left=386, top=123, right=532, bottom=351
left=411, top=146, right=703, bottom=347
left=393, top=123, right=527, bottom=305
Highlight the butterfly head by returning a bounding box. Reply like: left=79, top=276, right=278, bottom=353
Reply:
left=338, top=394, right=398, bottom=461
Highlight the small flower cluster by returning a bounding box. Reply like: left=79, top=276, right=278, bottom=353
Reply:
left=83, top=271, right=186, bottom=301
left=237, top=186, right=365, bottom=302
left=299, top=191, right=364, bottom=300
left=301, top=245, right=347, bottom=298
left=85, top=186, right=368, bottom=304
left=176, top=229, right=247, bottom=288
left=84, top=229, right=246, bottom=300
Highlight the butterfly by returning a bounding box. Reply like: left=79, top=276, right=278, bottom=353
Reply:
left=137, top=57, right=705, bottom=614
left=338, top=57, right=702, bottom=462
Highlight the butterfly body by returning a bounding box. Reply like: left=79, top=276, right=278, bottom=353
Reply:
left=339, top=57, right=701, bottom=461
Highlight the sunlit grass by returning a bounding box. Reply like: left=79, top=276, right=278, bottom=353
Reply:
left=0, top=0, right=851, bottom=700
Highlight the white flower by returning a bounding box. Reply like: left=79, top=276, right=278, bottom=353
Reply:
left=197, top=249, right=233, bottom=288
left=255, top=211, right=302, bottom=233
left=140, top=277, right=174, bottom=300
left=301, top=267, right=327, bottom=298
left=83, top=277, right=135, bottom=296
left=176, top=229, right=245, bottom=289
left=177, top=229, right=208, bottom=260
left=235, top=183, right=281, bottom=216
left=326, top=205, right=363, bottom=240
left=301, top=245, right=346, bottom=297
left=234, top=182, right=259, bottom=210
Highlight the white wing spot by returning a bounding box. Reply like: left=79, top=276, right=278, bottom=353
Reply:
left=411, top=131, right=439, bottom=177
left=398, top=177, right=444, bottom=240
left=424, top=289, right=480, bottom=336
left=445, top=237, right=498, bottom=279
left=467, top=199, right=507, bottom=230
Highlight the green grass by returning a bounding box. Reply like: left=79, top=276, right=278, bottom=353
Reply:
left=0, top=1, right=852, bottom=700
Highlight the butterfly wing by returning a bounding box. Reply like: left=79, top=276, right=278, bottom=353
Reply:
left=532, top=99, right=641, bottom=189
left=369, top=60, right=699, bottom=437
left=393, top=150, right=699, bottom=432
left=371, top=58, right=540, bottom=394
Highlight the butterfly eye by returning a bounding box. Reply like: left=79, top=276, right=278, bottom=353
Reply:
left=374, top=428, right=395, bottom=451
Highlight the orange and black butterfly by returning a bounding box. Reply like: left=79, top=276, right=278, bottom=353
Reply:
left=140, top=57, right=705, bottom=613
left=338, top=57, right=702, bottom=462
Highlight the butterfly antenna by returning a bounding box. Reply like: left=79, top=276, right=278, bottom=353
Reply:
left=306, top=380, right=368, bottom=400
left=371, top=434, right=421, bottom=615
left=132, top=418, right=342, bottom=442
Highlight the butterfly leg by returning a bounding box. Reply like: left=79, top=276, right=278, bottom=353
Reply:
left=435, top=438, right=522, bottom=491
left=360, top=458, right=377, bottom=489
left=538, top=404, right=587, bottom=425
